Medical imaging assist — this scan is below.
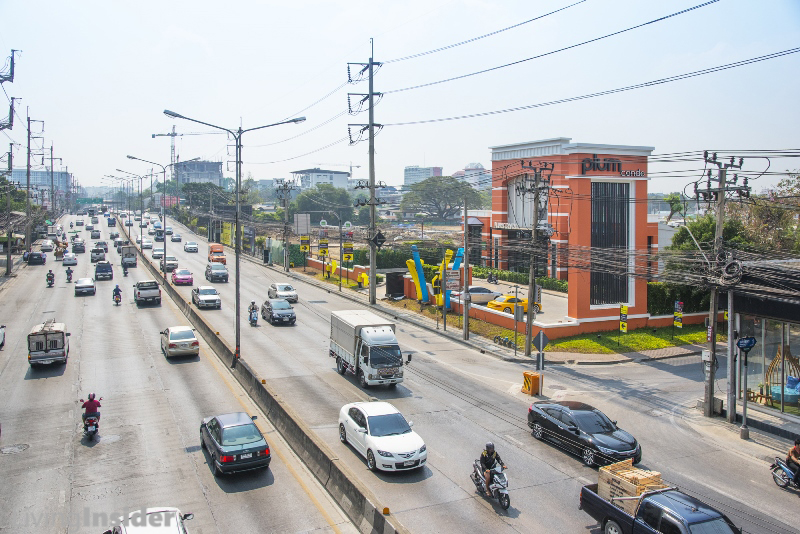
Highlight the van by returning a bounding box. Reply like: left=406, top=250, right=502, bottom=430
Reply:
left=208, top=244, right=227, bottom=264
left=28, top=319, right=71, bottom=366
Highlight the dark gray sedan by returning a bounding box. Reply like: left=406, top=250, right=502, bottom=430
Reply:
left=200, top=412, right=271, bottom=476
left=74, top=278, right=96, bottom=296
left=261, top=298, right=296, bottom=325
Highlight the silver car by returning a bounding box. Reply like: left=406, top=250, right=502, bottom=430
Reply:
left=141, top=239, right=153, bottom=249
left=152, top=248, right=165, bottom=259
left=74, top=278, right=96, bottom=296
left=184, top=241, right=199, bottom=253
left=452, top=285, right=503, bottom=305
left=160, top=326, right=199, bottom=358
left=62, top=252, right=78, bottom=266
left=267, top=283, right=298, bottom=303
left=192, top=286, right=221, bottom=309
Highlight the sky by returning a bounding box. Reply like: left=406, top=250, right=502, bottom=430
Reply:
left=1, top=0, right=798, bottom=194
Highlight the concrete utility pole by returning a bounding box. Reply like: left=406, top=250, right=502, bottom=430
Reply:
left=463, top=195, right=470, bottom=340
left=276, top=179, right=297, bottom=272
left=5, top=143, right=12, bottom=275
left=25, top=114, right=30, bottom=250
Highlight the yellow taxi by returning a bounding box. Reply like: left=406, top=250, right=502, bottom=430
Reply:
left=486, top=294, right=542, bottom=314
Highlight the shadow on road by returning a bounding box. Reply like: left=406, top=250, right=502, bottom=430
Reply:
left=24, top=363, right=66, bottom=380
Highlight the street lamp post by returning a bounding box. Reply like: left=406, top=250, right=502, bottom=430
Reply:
left=160, top=109, right=305, bottom=365
left=117, top=169, right=147, bottom=246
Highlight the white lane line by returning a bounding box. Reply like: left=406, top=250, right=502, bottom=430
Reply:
left=505, top=434, right=525, bottom=448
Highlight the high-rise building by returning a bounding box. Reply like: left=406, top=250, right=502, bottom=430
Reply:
left=292, top=168, right=350, bottom=190
left=403, top=165, right=442, bottom=189
left=175, top=160, right=224, bottom=187
left=11, top=169, right=72, bottom=208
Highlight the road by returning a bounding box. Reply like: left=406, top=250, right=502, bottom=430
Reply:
left=144, top=215, right=800, bottom=534
left=0, top=217, right=356, bottom=534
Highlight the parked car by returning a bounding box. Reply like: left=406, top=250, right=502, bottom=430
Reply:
left=267, top=282, right=298, bottom=303
left=338, top=401, right=427, bottom=472
left=39, top=239, right=54, bottom=252
left=95, top=240, right=108, bottom=252
left=62, top=252, right=77, bottom=266
left=192, top=286, right=221, bottom=309
left=171, top=233, right=182, bottom=242
left=141, top=239, right=153, bottom=249
left=486, top=294, right=542, bottom=314
left=200, top=412, right=271, bottom=476
left=90, top=230, right=101, bottom=239
left=160, top=255, right=178, bottom=272
left=152, top=247, right=165, bottom=259
left=261, top=298, right=296, bottom=325
left=94, top=261, right=113, bottom=281
left=160, top=325, right=199, bottom=357
left=184, top=241, right=199, bottom=253
left=205, top=263, right=229, bottom=282
left=27, top=251, right=46, bottom=265
left=451, top=285, right=503, bottom=305
left=528, top=400, right=640, bottom=466
left=171, top=268, right=193, bottom=286
left=74, top=278, right=96, bottom=296
left=90, top=248, right=106, bottom=263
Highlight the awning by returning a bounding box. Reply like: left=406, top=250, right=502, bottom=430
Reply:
left=467, top=217, right=484, bottom=226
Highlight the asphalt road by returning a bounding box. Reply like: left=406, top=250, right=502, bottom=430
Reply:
left=0, top=217, right=356, bottom=534
left=134, top=215, right=800, bottom=534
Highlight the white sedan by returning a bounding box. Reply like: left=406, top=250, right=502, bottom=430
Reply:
left=141, top=239, right=153, bottom=249
left=451, top=285, right=503, bottom=305
left=184, top=241, right=199, bottom=253
left=338, top=401, right=427, bottom=472
left=62, top=252, right=78, bottom=266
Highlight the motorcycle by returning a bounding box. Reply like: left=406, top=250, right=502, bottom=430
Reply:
left=770, top=457, right=800, bottom=490
left=46, top=275, right=55, bottom=288
left=470, top=461, right=510, bottom=509
left=70, top=223, right=73, bottom=229
left=123, top=266, right=128, bottom=277
left=79, top=397, right=103, bottom=441
left=487, top=273, right=499, bottom=284
left=113, top=293, right=121, bottom=306
left=66, top=270, right=73, bottom=283
left=249, top=309, right=258, bottom=327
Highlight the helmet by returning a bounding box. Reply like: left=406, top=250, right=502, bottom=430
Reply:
left=88, top=393, right=96, bottom=401
left=115, top=285, right=120, bottom=289
left=251, top=300, right=256, bottom=304
left=485, top=442, right=495, bottom=453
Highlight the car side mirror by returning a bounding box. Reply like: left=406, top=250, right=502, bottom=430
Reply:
left=102, top=530, right=113, bottom=534
left=568, top=425, right=579, bottom=434
left=408, top=421, right=414, bottom=428
left=612, top=420, right=618, bottom=426
left=251, top=415, right=257, bottom=421
left=357, top=427, right=367, bottom=433
left=66, top=333, right=71, bottom=337
left=181, top=513, right=194, bottom=521
left=159, top=330, right=166, bottom=335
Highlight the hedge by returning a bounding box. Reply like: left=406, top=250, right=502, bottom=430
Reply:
left=647, top=282, right=709, bottom=315
left=471, top=266, right=568, bottom=293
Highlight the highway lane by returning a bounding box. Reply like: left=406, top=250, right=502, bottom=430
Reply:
left=0, top=217, right=356, bottom=534
left=144, top=216, right=800, bottom=534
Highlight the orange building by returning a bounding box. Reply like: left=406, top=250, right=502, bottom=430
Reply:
left=472, top=137, right=658, bottom=324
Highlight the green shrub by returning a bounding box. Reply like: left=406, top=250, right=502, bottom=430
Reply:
left=647, top=282, right=709, bottom=315
left=197, top=226, right=207, bottom=235
left=471, top=266, right=568, bottom=293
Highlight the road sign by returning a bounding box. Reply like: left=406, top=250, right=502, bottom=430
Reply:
left=319, top=238, right=329, bottom=256
left=533, top=331, right=549, bottom=352
left=673, top=312, right=683, bottom=328
left=707, top=325, right=713, bottom=342
left=445, top=269, right=460, bottom=291
left=620, top=321, right=628, bottom=333
left=370, top=231, right=386, bottom=248
left=294, top=214, right=310, bottom=235
left=300, top=235, right=310, bottom=252
left=737, top=336, right=757, bottom=352
left=724, top=310, right=729, bottom=321
left=343, top=221, right=352, bottom=229
left=319, top=219, right=327, bottom=227
left=77, top=197, right=103, bottom=205
left=620, top=305, right=628, bottom=325
left=342, top=242, right=354, bottom=262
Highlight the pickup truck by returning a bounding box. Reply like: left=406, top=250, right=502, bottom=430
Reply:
left=580, top=484, right=741, bottom=534
left=133, top=280, right=161, bottom=305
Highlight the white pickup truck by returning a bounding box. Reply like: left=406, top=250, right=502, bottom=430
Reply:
left=133, top=280, right=161, bottom=305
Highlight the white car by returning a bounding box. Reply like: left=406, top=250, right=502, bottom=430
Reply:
left=452, top=285, right=503, bottom=305
left=90, top=248, right=106, bottom=263
left=184, top=241, right=199, bottom=253
left=108, top=507, right=194, bottom=533
left=141, top=239, right=153, bottom=249
left=267, top=282, right=298, bottom=303
left=135, top=235, right=142, bottom=244
left=338, top=401, right=427, bottom=472
left=62, top=252, right=78, bottom=266
left=152, top=247, right=165, bottom=259
left=160, top=326, right=200, bottom=358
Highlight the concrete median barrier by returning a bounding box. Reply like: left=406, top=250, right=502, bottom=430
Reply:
left=120, top=224, right=408, bottom=534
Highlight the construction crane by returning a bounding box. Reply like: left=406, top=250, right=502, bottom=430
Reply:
left=314, top=162, right=362, bottom=177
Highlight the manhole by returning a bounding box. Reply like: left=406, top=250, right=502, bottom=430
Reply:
left=1, top=444, right=29, bottom=454
left=98, top=434, right=120, bottom=444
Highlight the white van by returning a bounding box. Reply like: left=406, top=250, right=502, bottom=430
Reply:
left=28, top=320, right=71, bottom=366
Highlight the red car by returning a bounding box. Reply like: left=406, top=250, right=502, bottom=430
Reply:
left=171, top=268, right=194, bottom=286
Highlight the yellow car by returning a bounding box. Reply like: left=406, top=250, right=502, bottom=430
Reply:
left=486, top=295, right=542, bottom=314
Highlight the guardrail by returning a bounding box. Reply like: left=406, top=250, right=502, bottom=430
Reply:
left=121, top=224, right=408, bottom=534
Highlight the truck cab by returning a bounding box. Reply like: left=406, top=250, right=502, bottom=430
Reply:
left=28, top=320, right=70, bottom=366
left=208, top=244, right=226, bottom=264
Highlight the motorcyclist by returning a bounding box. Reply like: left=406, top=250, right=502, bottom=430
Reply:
left=787, top=438, right=800, bottom=484
left=123, top=265, right=128, bottom=276
left=480, top=442, right=506, bottom=497
left=81, top=393, right=101, bottom=424
left=46, top=270, right=55, bottom=284
left=112, top=285, right=122, bottom=301
left=70, top=222, right=73, bottom=228
left=65, top=267, right=73, bottom=281
left=248, top=300, right=258, bottom=316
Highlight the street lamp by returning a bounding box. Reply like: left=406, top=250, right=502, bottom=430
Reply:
left=161, top=109, right=306, bottom=365
left=117, top=169, right=147, bottom=245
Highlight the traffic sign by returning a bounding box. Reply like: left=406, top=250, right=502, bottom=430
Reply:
left=533, top=331, right=549, bottom=352
left=319, top=219, right=327, bottom=227
left=620, top=304, right=628, bottom=322
left=342, top=242, right=354, bottom=262
left=620, top=321, right=628, bottom=333
left=300, top=235, right=310, bottom=252
left=444, top=269, right=460, bottom=291
left=77, top=197, right=103, bottom=205
left=673, top=312, right=683, bottom=328
left=343, top=221, right=352, bottom=228
left=319, top=238, right=329, bottom=256
left=737, top=336, right=757, bottom=352
left=724, top=310, right=729, bottom=321
left=674, top=300, right=684, bottom=313
left=370, top=231, right=386, bottom=248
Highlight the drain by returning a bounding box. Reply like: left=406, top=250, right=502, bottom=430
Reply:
left=1, top=444, right=29, bottom=454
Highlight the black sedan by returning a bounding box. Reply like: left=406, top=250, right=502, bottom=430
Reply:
left=261, top=298, right=296, bottom=325
left=200, top=412, right=270, bottom=476
left=527, top=400, right=641, bottom=467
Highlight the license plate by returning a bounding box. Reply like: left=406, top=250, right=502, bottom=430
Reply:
left=404, top=460, right=415, bottom=466
left=240, top=453, right=252, bottom=459
left=88, top=426, right=95, bottom=432
left=182, top=343, right=189, bottom=348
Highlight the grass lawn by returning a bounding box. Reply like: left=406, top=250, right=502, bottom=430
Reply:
left=383, top=298, right=727, bottom=354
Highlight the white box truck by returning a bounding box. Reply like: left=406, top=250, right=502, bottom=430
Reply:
left=330, top=309, right=409, bottom=388
left=120, top=245, right=137, bottom=267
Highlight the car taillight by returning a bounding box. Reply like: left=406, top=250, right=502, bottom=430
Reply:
left=220, top=455, right=234, bottom=463
left=168, top=343, right=177, bottom=348
left=528, top=405, right=533, bottom=412
left=191, top=341, right=199, bottom=346
left=257, top=448, right=269, bottom=457
left=158, top=289, right=162, bottom=296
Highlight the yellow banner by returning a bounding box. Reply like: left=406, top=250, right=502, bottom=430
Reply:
left=221, top=223, right=233, bottom=246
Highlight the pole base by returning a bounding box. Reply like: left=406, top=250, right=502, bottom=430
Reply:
left=740, top=425, right=749, bottom=440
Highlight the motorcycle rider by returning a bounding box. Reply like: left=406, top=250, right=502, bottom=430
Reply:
left=70, top=222, right=73, bottom=228
left=787, top=438, right=800, bottom=484
left=248, top=300, right=258, bottom=317
left=46, top=269, right=55, bottom=284
left=65, top=266, right=73, bottom=282
left=480, top=442, right=506, bottom=497
left=112, top=284, right=122, bottom=301
left=81, top=393, right=101, bottom=424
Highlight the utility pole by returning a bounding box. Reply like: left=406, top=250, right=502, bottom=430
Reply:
left=49, top=144, right=54, bottom=214
left=4, top=143, right=12, bottom=275
left=700, top=152, right=744, bottom=417
left=463, top=195, right=470, bottom=340
left=276, top=179, right=297, bottom=271
left=25, top=114, right=30, bottom=250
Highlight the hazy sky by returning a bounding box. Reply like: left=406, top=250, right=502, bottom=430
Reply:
left=1, top=0, right=798, bottom=194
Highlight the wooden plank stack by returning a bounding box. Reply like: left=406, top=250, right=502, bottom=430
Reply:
left=597, top=459, right=668, bottom=516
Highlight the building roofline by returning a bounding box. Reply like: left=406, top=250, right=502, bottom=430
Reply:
left=291, top=168, right=350, bottom=175
left=490, top=137, right=654, bottom=158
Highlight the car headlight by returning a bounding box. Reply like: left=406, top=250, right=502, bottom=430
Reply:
left=419, top=444, right=426, bottom=453
left=595, top=445, right=618, bottom=455
left=376, top=449, right=394, bottom=458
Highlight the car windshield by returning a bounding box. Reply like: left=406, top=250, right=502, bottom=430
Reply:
left=165, top=256, right=176, bottom=261
left=277, top=284, right=294, bottom=291
left=272, top=300, right=291, bottom=309
left=221, top=423, right=262, bottom=446
left=211, top=264, right=226, bottom=271
left=368, top=413, right=412, bottom=437
left=689, top=518, right=736, bottom=534
left=76, top=278, right=92, bottom=284
left=187, top=242, right=197, bottom=246
left=574, top=410, right=616, bottom=433
left=199, top=288, right=217, bottom=295
left=370, top=345, right=403, bottom=367
left=169, top=330, right=195, bottom=341
left=176, top=269, right=191, bottom=276
left=212, top=251, right=224, bottom=256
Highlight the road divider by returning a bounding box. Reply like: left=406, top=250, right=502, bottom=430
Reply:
left=121, top=224, right=408, bottom=534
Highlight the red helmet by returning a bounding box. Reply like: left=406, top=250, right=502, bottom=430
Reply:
left=88, top=393, right=96, bottom=401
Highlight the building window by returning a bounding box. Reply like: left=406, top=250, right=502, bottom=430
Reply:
left=590, top=182, right=629, bottom=305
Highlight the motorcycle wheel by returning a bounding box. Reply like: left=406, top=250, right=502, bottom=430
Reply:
left=498, top=493, right=510, bottom=510
left=772, top=467, right=791, bottom=488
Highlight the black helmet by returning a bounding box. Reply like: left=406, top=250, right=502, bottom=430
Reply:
left=88, top=393, right=96, bottom=401
left=485, top=442, right=495, bottom=453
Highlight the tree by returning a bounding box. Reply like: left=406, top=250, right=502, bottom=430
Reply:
left=664, top=193, right=684, bottom=222
left=668, top=212, right=752, bottom=252
left=181, top=182, right=229, bottom=210
left=290, top=184, right=354, bottom=224
left=356, top=206, right=371, bottom=225
left=400, top=176, right=483, bottom=220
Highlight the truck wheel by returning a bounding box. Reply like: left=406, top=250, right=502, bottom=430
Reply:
left=336, top=358, right=345, bottom=375
left=358, top=371, right=369, bottom=389
left=604, top=520, right=623, bottom=534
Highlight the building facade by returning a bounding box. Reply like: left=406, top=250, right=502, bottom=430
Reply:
left=175, top=160, right=224, bottom=187
left=11, top=169, right=72, bottom=209
left=292, top=168, right=350, bottom=190
left=452, top=162, right=491, bottom=190
left=403, top=165, right=442, bottom=188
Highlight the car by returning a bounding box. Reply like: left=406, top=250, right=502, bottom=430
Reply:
left=90, top=248, right=106, bottom=262
left=85, top=224, right=94, bottom=231
left=106, top=507, right=194, bottom=533
left=119, top=212, right=127, bottom=218
left=90, top=230, right=101, bottom=239
left=39, top=239, right=54, bottom=252
left=135, top=235, right=142, bottom=244
left=125, top=220, right=134, bottom=226
left=267, top=282, right=298, bottom=303
left=74, top=278, right=96, bottom=296
left=75, top=219, right=84, bottom=226
left=109, top=231, right=119, bottom=240
left=141, top=239, right=153, bottom=249
left=486, top=294, right=542, bottom=314
left=155, top=230, right=165, bottom=242
left=171, top=268, right=193, bottom=286
left=95, top=240, right=108, bottom=252
left=261, top=298, right=296, bottom=325
left=91, top=216, right=99, bottom=224
left=134, top=215, right=141, bottom=221
left=62, top=252, right=77, bottom=266
left=527, top=400, right=641, bottom=467
left=154, top=222, right=162, bottom=229
left=192, top=286, right=221, bottom=309
left=171, top=233, right=182, bottom=242
left=184, top=241, right=199, bottom=253
left=200, top=412, right=271, bottom=476
left=94, top=260, right=113, bottom=280
left=71, top=241, right=86, bottom=254
left=205, top=263, right=229, bottom=282
left=160, top=326, right=199, bottom=357
left=452, top=285, right=503, bottom=305
left=152, top=247, right=165, bottom=259
left=139, top=221, right=148, bottom=228
left=161, top=255, right=178, bottom=272
left=27, top=251, right=46, bottom=265
left=148, top=227, right=156, bottom=235
left=338, top=401, right=427, bottom=472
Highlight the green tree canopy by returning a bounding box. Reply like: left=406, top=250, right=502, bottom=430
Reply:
left=664, top=192, right=684, bottom=222
left=290, top=184, right=354, bottom=224
left=181, top=182, right=230, bottom=210
left=400, top=176, right=483, bottom=220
